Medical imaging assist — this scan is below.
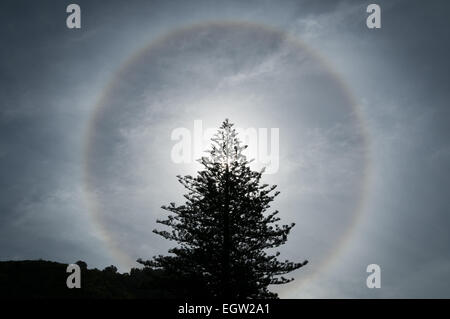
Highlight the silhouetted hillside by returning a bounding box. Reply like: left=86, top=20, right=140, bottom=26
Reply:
left=0, top=260, right=176, bottom=298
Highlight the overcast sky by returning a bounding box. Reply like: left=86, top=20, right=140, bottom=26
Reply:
left=1, top=0, right=449, bottom=298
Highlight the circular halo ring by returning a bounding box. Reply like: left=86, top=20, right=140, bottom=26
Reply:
left=83, top=20, right=372, bottom=293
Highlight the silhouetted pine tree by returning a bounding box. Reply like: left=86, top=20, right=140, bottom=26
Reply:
left=138, top=119, right=307, bottom=298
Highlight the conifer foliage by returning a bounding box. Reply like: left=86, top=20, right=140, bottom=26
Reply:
left=138, top=119, right=307, bottom=298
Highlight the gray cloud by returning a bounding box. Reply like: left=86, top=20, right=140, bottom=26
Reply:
left=1, top=0, right=449, bottom=297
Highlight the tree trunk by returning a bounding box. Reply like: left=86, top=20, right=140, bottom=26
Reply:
left=222, top=164, right=231, bottom=298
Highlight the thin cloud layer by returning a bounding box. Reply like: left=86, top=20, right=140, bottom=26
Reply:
left=1, top=0, right=449, bottom=298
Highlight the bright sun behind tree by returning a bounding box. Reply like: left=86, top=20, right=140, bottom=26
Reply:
left=138, top=119, right=307, bottom=299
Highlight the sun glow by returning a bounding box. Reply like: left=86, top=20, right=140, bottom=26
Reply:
left=84, top=22, right=371, bottom=294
